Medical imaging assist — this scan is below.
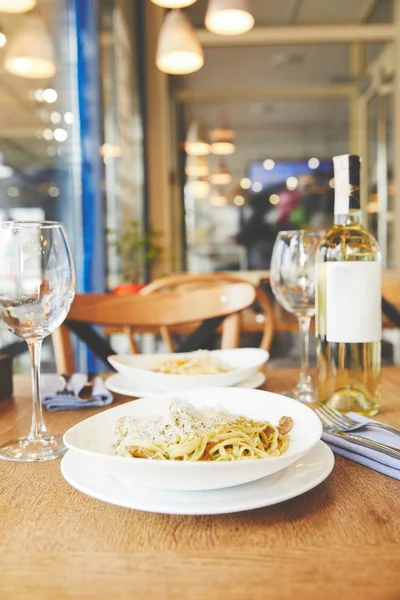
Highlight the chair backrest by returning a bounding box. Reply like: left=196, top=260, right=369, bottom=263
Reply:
left=52, top=283, right=256, bottom=373
left=140, top=272, right=275, bottom=353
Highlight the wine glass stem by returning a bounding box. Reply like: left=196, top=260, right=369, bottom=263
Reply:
left=27, top=339, right=47, bottom=440
left=298, top=316, right=311, bottom=387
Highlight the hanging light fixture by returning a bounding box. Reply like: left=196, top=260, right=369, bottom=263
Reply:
left=5, top=15, right=55, bottom=78
left=185, top=121, right=210, bottom=155
left=209, top=161, right=232, bottom=185
left=156, top=10, right=203, bottom=75
left=205, top=0, right=254, bottom=36
left=0, top=0, right=36, bottom=12
left=151, top=0, right=197, bottom=7
left=209, top=188, right=228, bottom=206
left=209, top=122, right=235, bottom=155
left=185, top=154, right=209, bottom=177
left=187, top=177, right=210, bottom=198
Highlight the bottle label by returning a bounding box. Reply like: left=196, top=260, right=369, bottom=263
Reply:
left=326, top=262, right=381, bottom=343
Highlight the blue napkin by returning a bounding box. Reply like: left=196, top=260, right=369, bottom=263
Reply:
left=322, top=412, right=400, bottom=480
left=41, top=373, right=114, bottom=411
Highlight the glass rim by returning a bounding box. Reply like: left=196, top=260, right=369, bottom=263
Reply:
left=0, top=220, right=64, bottom=230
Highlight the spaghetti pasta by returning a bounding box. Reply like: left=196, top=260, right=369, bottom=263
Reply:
left=151, top=350, right=231, bottom=375
left=113, top=401, right=293, bottom=462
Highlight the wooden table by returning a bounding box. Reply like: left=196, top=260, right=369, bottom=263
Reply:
left=0, top=369, right=399, bottom=600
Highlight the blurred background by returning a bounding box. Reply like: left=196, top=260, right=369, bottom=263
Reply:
left=0, top=0, right=397, bottom=368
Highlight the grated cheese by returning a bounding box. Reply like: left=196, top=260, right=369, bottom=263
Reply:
left=113, top=399, right=232, bottom=457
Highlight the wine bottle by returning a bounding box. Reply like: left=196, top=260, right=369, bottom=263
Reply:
left=316, top=154, right=381, bottom=416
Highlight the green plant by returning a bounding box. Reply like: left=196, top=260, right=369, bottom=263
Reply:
left=108, top=220, right=163, bottom=282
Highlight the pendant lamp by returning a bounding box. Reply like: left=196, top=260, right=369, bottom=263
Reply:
left=209, top=161, right=232, bottom=185
left=187, top=177, right=210, bottom=198
left=151, top=0, right=197, bottom=7
left=185, top=121, right=210, bottom=155
left=0, top=0, right=36, bottom=12
left=209, top=122, right=235, bottom=155
left=209, top=187, right=228, bottom=205
left=185, top=154, right=209, bottom=177
left=5, top=15, right=55, bottom=78
left=205, top=0, right=254, bottom=36
left=156, top=10, right=203, bottom=75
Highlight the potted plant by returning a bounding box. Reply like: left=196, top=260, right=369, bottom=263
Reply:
left=108, top=220, right=163, bottom=295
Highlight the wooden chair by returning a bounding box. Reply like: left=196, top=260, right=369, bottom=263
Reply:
left=51, top=283, right=256, bottom=373
left=139, top=273, right=275, bottom=353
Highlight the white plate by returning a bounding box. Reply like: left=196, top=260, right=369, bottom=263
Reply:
left=63, top=387, right=322, bottom=491
left=61, top=441, right=334, bottom=515
left=108, top=348, right=269, bottom=391
left=105, top=370, right=266, bottom=398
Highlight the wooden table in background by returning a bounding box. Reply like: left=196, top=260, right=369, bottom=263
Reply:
left=0, top=368, right=399, bottom=600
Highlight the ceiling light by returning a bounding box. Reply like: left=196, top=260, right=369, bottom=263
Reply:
left=286, top=176, right=298, bottom=191
left=263, top=159, right=275, bottom=171
left=209, top=161, right=232, bottom=185
left=0, top=0, right=36, bottom=12
left=269, top=194, right=280, bottom=205
left=43, top=128, right=53, bottom=141
left=54, top=128, right=68, bottom=142
left=209, top=190, right=228, bottom=206
left=209, top=123, right=235, bottom=155
left=185, top=121, right=210, bottom=155
left=42, top=88, right=57, bottom=103
left=0, top=165, right=13, bottom=178
left=5, top=16, right=55, bottom=78
left=329, top=178, right=335, bottom=188
left=234, top=195, right=245, bottom=206
left=251, top=181, right=262, bottom=193
left=185, top=154, right=209, bottom=177
left=0, top=31, right=6, bottom=48
left=308, top=157, right=320, bottom=170
left=7, top=186, right=19, bottom=197
left=50, top=111, right=61, bottom=124
left=151, top=0, right=196, bottom=6
left=48, top=185, right=59, bottom=197
left=33, top=89, right=44, bottom=102
left=156, top=10, right=203, bottom=75
left=64, top=112, right=74, bottom=124
left=187, top=177, right=210, bottom=198
left=205, top=0, right=254, bottom=36
left=240, top=177, right=251, bottom=189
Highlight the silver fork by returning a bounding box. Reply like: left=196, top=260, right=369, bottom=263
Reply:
left=317, top=404, right=400, bottom=438
left=315, top=405, right=400, bottom=460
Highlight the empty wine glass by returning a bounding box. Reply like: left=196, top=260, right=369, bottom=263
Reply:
left=270, top=230, right=324, bottom=403
left=0, top=221, right=75, bottom=462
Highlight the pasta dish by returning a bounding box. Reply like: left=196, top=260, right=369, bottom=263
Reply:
left=151, top=350, right=231, bottom=376
left=113, top=400, right=293, bottom=462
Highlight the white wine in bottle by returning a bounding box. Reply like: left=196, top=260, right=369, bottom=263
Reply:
left=316, top=154, right=381, bottom=416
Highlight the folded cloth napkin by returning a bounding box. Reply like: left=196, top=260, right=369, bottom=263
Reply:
left=41, top=373, right=113, bottom=411
left=322, top=412, right=400, bottom=480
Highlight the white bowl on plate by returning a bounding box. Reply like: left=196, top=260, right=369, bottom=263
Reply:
left=63, top=387, right=322, bottom=491
left=108, top=348, right=268, bottom=391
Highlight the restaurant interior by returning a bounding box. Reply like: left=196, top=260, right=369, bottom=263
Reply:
left=0, top=1, right=399, bottom=599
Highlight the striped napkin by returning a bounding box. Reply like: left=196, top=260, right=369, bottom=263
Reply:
left=322, top=413, right=400, bottom=480
left=41, top=373, right=113, bottom=411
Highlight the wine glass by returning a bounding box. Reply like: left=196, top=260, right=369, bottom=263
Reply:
left=0, top=221, right=75, bottom=462
left=270, top=230, right=324, bottom=403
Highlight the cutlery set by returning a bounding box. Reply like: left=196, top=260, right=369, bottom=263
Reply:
left=316, top=405, right=400, bottom=460
left=56, top=372, right=97, bottom=402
